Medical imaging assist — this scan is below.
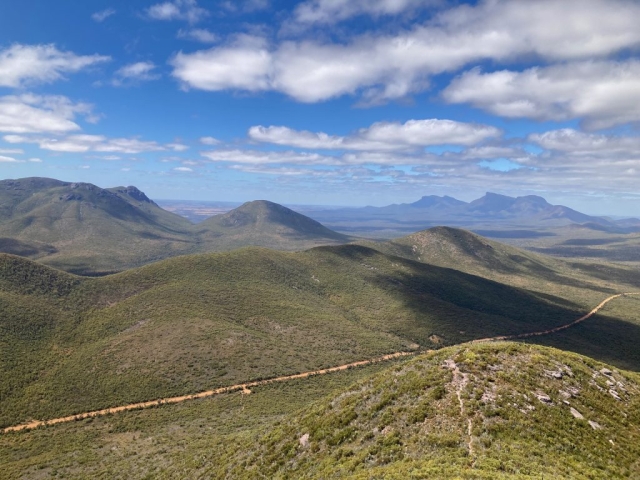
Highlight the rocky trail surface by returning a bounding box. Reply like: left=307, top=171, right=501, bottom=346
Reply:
left=4, top=293, right=637, bottom=434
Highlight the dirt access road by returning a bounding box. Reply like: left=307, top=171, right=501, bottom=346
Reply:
left=471, top=292, right=640, bottom=344
left=3, top=352, right=414, bottom=433
left=4, top=292, right=637, bottom=434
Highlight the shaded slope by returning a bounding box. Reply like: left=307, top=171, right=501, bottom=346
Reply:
left=0, top=245, right=609, bottom=428
left=363, top=226, right=640, bottom=304
left=6, top=293, right=638, bottom=434
left=214, top=342, right=640, bottom=479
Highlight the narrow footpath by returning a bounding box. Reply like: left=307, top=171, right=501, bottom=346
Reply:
left=471, top=293, right=639, bottom=344
left=3, top=352, right=414, bottom=433
left=4, top=292, right=638, bottom=434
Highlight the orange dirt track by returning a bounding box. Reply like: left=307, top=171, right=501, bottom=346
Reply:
left=4, top=292, right=638, bottom=434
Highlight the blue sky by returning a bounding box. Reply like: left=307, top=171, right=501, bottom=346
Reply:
left=1, top=0, right=640, bottom=214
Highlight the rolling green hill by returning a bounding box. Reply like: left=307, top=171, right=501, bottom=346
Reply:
left=0, top=178, right=196, bottom=274
left=3, top=343, right=639, bottom=479
left=0, top=242, right=619, bottom=429
left=195, top=199, right=351, bottom=250
left=0, top=178, right=351, bottom=274
left=2, top=217, right=640, bottom=478
left=212, top=342, right=640, bottom=479
left=362, top=226, right=640, bottom=303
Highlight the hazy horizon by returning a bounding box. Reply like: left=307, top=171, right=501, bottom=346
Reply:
left=2, top=0, right=640, bottom=215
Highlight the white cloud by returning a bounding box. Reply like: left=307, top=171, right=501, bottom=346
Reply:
left=0, top=148, right=23, bottom=154
left=358, top=119, right=500, bottom=148
left=293, top=0, right=430, bottom=24
left=0, top=95, right=95, bottom=134
left=460, top=146, right=522, bottom=160
left=199, top=136, right=220, bottom=145
left=201, top=149, right=333, bottom=165
left=202, top=147, right=447, bottom=167
left=531, top=129, right=640, bottom=157
left=92, top=8, right=116, bottom=22
left=173, top=166, right=193, bottom=172
left=177, top=28, right=218, bottom=43
left=147, top=2, right=180, bottom=19
left=170, top=0, right=640, bottom=103
left=219, top=0, right=270, bottom=14
left=167, top=143, right=189, bottom=151
left=443, top=60, right=640, bottom=130
left=0, top=155, right=22, bottom=163
left=244, top=0, right=270, bottom=12
left=146, top=0, right=208, bottom=23
left=171, top=36, right=271, bottom=92
left=4, top=133, right=178, bottom=154
left=249, top=119, right=501, bottom=151
left=113, top=61, right=160, bottom=85
left=28, top=158, right=42, bottom=163
left=229, top=164, right=310, bottom=176
left=0, top=44, right=110, bottom=88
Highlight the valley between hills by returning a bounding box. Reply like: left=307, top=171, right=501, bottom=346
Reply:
left=2, top=177, right=640, bottom=479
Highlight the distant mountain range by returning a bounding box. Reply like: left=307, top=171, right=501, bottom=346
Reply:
left=307, top=192, right=639, bottom=235
left=1, top=177, right=638, bottom=273
left=0, top=177, right=349, bottom=274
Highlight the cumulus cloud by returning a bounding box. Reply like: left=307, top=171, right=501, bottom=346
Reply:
left=202, top=147, right=463, bottom=167
left=3, top=133, right=184, bottom=154
left=113, top=61, right=160, bottom=86
left=249, top=119, right=501, bottom=151
left=293, top=0, right=432, bottom=24
left=530, top=129, right=640, bottom=157
left=167, top=143, right=189, bottom=151
left=0, top=148, right=23, bottom=154
left=199, top=136, right=220, bottom=145
left=460, top=146, right=523, bottom=160
left=201, top=149, right=334, bottom=165
left=0, top=44, right=110, bottom=88
left=177, top=28, right=218, bottom=43
left=0, top=95, right=95, bottom=134
left=443, top=60, right=640, bottom=130
left=171, top=36, right=271, bottom=92
left=173, top=166, right=193, bottom=172
left=0, top=155, right=21, bottom=163
left=219, top=0, right=270, bottom=14
left=92, top=8, right=116, bottom=22
left=145, top=0, right=208, bottom=23
left=170, top=0, right=640, bottom=103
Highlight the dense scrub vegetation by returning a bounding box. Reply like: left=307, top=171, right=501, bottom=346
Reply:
left=3, top=343, right=639, bottom=479
left=2, top=237, right=640, bottom=430
left=202, top=342, right=640, bottom=479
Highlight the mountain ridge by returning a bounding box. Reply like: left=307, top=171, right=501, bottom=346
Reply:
left=0, top=177, right=351, bottom=273
left=306, top=191, right=636, bottom=236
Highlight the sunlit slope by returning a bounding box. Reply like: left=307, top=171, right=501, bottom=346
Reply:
left=0, top=178, right=196, bottom=274
left=0, top=179, right=353, bottom=273
left=214, top=342, right=640, bottom=479
left=196, top=200, right=351, bottom=250
left=0, top=245, right=591, bottom=427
